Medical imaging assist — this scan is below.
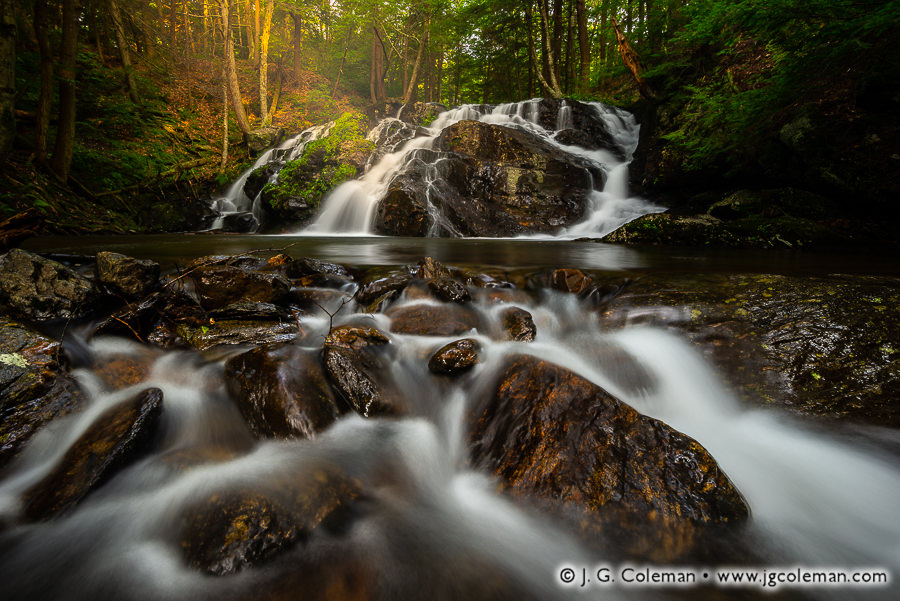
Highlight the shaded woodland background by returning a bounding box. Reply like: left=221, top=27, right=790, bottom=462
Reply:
left=0, top=0, right=898, bottom=239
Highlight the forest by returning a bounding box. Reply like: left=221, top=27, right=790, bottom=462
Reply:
left=0, top=0, right=899, bottom=241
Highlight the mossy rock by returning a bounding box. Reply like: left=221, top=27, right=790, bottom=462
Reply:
left=261, top=112, right=375, bottom=224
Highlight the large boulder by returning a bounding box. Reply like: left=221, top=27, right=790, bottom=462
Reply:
left=225, top=343, right=345, bottom=439
left=22, top=387, right=163, bottom=520
left=469, top=355, right=748, bottom=561
left=0, top=315, right=86, bottom=467
left=374, top=120, right=603, bottom=237
left=0, top=248, right=97, bottom=320
left=96, top=251, right=160, bottom=299
left=599, top=273, right=900, bottom=427
left=190, top=264, right=292, bottom=310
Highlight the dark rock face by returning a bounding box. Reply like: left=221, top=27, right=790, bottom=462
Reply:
left=180, top=468, right=363, bottom=576
left=0, top=315, right=86, bottom=467
left=225, top=344, right=345, bottom=439
left=469, top=355, right=748, bottom=561
left=374, top=120, right=603, bottom=238
left=191, top=264, right=292, bottom=310
left=0, top=248, right=97, bottom=320
left=96, top=251, right=160, bottom=299
left=499, top=307, right=536, bottom=342
left=322, top=325, right=403, bottom=417
left=600, top=273, right=900, bottom=426
left=397, top=102, right=448, bottom=126
left=22, top=387, right=163, bottom=520
left=428, top=338, right=482, bottom=375
left=245, top=127, right=284, bottom=155
left=386, top=303, right=481, bottom=336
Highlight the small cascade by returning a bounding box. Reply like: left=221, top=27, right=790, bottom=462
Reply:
left=301, top=98, right=662, bottom=238
left=208, top=124, right=332, bottom=231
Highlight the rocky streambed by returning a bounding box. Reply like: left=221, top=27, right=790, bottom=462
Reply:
left=0, top=246, right=898, bottom=600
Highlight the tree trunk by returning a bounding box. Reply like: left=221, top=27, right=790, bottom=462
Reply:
left=221, top=65, right=229, bottom=170
left=526, top=1, right=561, bottom=99
left=611, top=16, right=654, bottom=99
left=251, top=0, right=259, bottom=64
left=331, top=27, right=351, bottom=99
left=291, top=12, right=302, bottom=81
left=551, top=0, right=563, bottom=81
left=537, top=0, right=563, bottom=98
left=219, top=0, right=252, bottom=134
left=109, top=0, right=140, bottom=104
left=403, top=21, right=427, bottom=104
left=183, top=0, right=193, bottom=57
left=259, top=0, right=273, bottom=124
left=0, top=0, right=14, bottom=155
left=33, top=0, right=51, bottom=162
left=50, top=0, right=80, bottom=180
left=576, top=0, right=589, bottom=92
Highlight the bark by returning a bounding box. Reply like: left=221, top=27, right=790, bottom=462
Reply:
left=331, top=27, right=351, bottom=99
left=528, top=0, right=561, bottom=99
left=576, top=0, right=589, bottom=92
left=259, top=0, right=273, bottom=124
left=251, top=0, right=259, bottom=64
left=183, top=0, right=193, bottom=56
left=539, top=0, right=563, bottom=96
left=611, top=16, right=654, bottom=99
left=109, top=0, right=140, bottom=104
left=34, top=0, right=51, bottom=161
left=291, top=12, right=302, bottom=81
left=0, top=0, right=15, bottom=155
left=551, top=0, right=563, bottom=80
left=402, top=22, right=427, bottom=104
left=221, top=65, right=229, bottom=170
left=50, top=0, right=80, bottom=180
left=219, top=0, right=251, bottom=134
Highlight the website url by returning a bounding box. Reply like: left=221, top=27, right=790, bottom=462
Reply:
left=557, top=564, right=892, bottom=590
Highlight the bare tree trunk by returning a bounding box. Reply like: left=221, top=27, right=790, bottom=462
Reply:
left=292, top=12, right=302, bottom=81
left=50, top=0, right=80, bottom=180
left=331, top=27, right=350, bottom=99
left=218, top=0, right=252, bottom=134
left=221, top=65, right=229, bottom=170
left=0, top=0, right=13, bottom=155
left=259, top=0, right=273, bottom=124
left=33, top=0, right=51, bottom=162
left=403, top=20, right=427, bottom=104
left=183, top=0, right=193, bottom=57
left=251, top=0, right=259, bottom=64
left=551, top=0, right=562, bottom=81
left=576, top=0, right=589, bottom=92
left=109, top=0, right=140, bottom=104
left=611, top=16, right=654, bottom=99
left=526, top=1, right=561, bottom=99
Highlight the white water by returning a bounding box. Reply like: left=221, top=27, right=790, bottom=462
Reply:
left=1, top=284, right=897, bottom=600
left=299, top=99, right=663, bottom=238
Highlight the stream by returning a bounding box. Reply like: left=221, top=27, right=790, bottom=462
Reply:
left=2, top=99, right=898, bottom=601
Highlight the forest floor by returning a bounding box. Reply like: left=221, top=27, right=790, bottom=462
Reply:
left=0, top=49, right=366, bottom=242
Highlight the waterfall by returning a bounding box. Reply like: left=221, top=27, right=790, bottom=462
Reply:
left=299, top=99, right=663, bottom=238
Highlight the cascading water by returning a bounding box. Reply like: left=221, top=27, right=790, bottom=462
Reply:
left=1, top=275, right=896, bottom=601
left=300, top=99, right=662, bottom=238
left=208, top=124, right=332, bottom=231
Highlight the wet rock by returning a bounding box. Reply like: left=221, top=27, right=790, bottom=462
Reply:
left=415, top=257, right=451, bottom=280
left=181, top=490, right=300, bottom=576
left=375, top=175, right=431, bottom=237
left=244, top=164, right=280, bottom=201
left=0, top=248, right=98, bottom=320
left=219, top=212, right=258, bottom=233
left=245, top=126, right=284, bottom=155
left=427, top=277, right=471, bottom=303
left=601, top=273, right=900, bottom=426
left=550, top=268, right=594, bottom=295
left=397, top=101, right=447, bottom=126
left=354, top=273, right=412, bottom=308
left=500, top=307, right=536, bottom=342
left=181, top=467, right=364, bottom=576
left=191, top=264, right=292, bottom=310
left=428, top=338, right=482, bottom=375
left=290, top=288, right=354, bottom=317
left=225, top=344, right=345, bottom=439
left=176, top=319, right=299, bottom=351
left=322, top=325, right=403, bottom=417
left=469, top=355, right=748, bottom=561
left=386, top=303, right=481, bottom=337
left=0, top=315, right=86, bottom=467
left=23, top=387, right=163, bottom=520
left=536, top=98, right=626, bottom=158
left=288, top=257, right=355, bottom=279
left=208, top=301, right=293, bottom=322
left=96, top=251, right=160, bottom=299
left=92, top=349, right=157, bottom=391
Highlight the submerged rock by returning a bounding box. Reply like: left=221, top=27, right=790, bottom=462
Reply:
left=322, top=325, right=403, bottom=417
left=96, top=251, right=160, bottom=299
left=225, top=344, right=345, bottom=439
left=386, top=303, right=481, bottom=336
left=0, top=315, right=86, bottom=467
left=22, top=387, right=163, bottom=520
left=499, top=307, right=536, bottom=342
left=469, top=355, right=748, bottom=561
left=0, top=248, right=97, bottom=320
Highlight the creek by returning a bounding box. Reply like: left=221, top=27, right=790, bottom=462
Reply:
left=2, top=100, right=899, bottom=601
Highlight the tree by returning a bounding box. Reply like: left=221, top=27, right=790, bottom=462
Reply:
left=259, top=0, right=274, bottom=124
left=50, top=0, right=81, bottom=181
left=109, top=0, right=141, bottom=104
left=219, top=0, right=252, bottom=134
left=33, top=0, right=52, bottom=162
left=0, top=0, right=15, bottom=155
